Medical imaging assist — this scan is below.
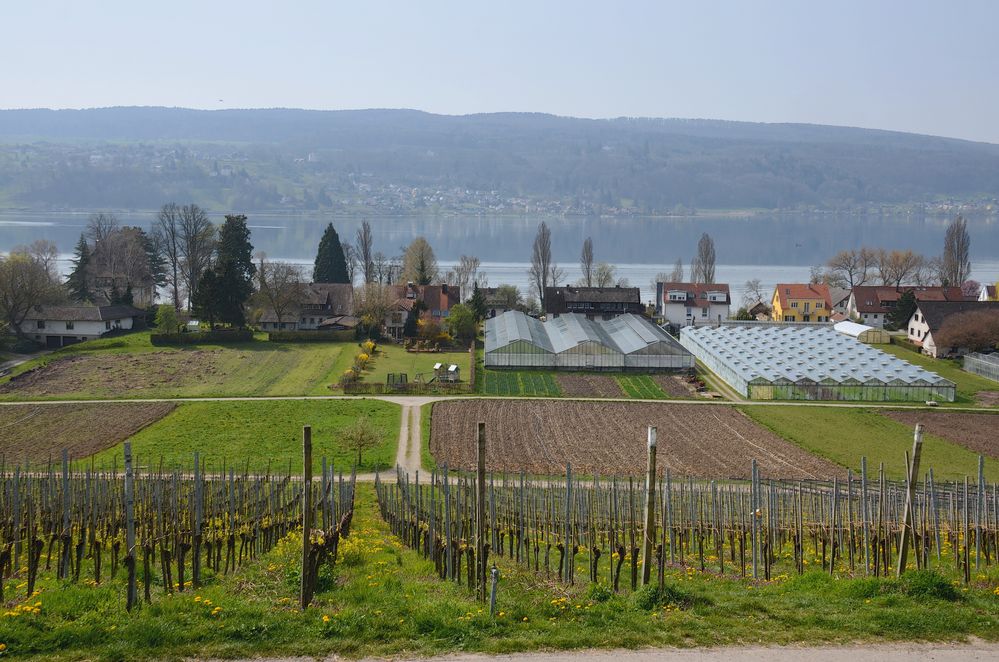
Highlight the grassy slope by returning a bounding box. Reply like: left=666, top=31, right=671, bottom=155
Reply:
left=88, top=399, right=401, bottom=473
left=0, top=331, right=355, bottom=400
left=743, top=405, right=999, bottom=482
left=4, top=485, right=997, bottom=661
left=879, top=344, right=997, bottom=405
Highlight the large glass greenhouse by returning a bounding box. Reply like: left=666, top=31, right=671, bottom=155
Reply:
left=680, top=325, right=955, bottom=402
left=484, top=311, right=694, bottom=371
left=964, top=353, right=999, bottom=383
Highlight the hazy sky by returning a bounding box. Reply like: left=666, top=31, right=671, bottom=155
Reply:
left=3, top=1, right=997, bottom=142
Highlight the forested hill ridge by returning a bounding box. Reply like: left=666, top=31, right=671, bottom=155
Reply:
left=1, top=107, right=997, bottom=215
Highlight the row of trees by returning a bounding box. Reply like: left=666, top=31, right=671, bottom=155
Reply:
left=819, top=216, right=974, bottom=290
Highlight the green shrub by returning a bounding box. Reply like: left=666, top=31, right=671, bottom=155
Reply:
left=586, top=582, right=614, bottom=603
left=630, top=581, right=695, bottom=611
left=896, top=569, right=959, bottom=601
left=267, top=330, right=355, bottom=342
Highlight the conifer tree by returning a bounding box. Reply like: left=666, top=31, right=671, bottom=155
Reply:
left=66, top=234, right=92, bottom=303
left=313, top=223, right=350, bottom=283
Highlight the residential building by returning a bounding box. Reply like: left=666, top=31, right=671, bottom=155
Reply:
left=543, top=286, right=643, bottom=319
left=829, top=287, right=852, bottom=316
left=655, top=282, right=731, bottom=327
left=383, top=283, right=461, bottom=339
left=847, top=285, right=973, bottom=329
left=980, top=283, right=998, bottom=301
left=907, top=301, right=999, bottom=357
left=258, top=283, right=354, bottom=331
left=480, top=287, right=518, bottom=319
left=22, top=305, right=144, bottom=348
left=770, top=284, right=832, bottom=322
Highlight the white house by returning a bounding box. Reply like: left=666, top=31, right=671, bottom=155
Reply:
left=655, top=282, right=731, bottom=328
left=21, top=305, right=144, bottom=348
left=907, top=300, right=999, bottom=357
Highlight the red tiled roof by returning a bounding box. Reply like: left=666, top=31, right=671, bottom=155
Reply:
left=390, top=284, right=460, bottom=312
left=773, top=283, right=831, bottom=310
left=851, top=285, right=972, bottom=314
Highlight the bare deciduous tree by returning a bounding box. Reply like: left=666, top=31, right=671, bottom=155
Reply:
left=941, top=215, right=971, bottom=286
left=257, top=259, right=305, bottom=327
left=669, top=258, right=684, bottom=282
left=580, top=237, right=594, bottom=287
left=354, top=282, right=395, bottom=330
left=529, top=222, right=563, bottom=307
left=155, top=203, right=183, bottom=308
left=875, top=249, right=925, bottom=288
left=343, top=244, right=357, bottom=284
left=451, top=255, right=481, bottom=300
left=0, top=249, right=64, bottom=340
left=690, top=233, right=716, bottom=284
left=402, top=237, right=438, bottom=285
left=742, top=278, right=766, bottom=307
left=178, top=204, right=215, bottom=310
left=355, top=220, right=375, bottom=284
left=827, top=248, right=873, bottom=288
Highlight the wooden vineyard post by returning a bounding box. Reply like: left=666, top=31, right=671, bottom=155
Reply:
left=642, top=426, right=657, bottom=585
left=124, top=441, right=137, bottom=611
left=896, top=423, right=923, bottom=577
left=476, top=422, right=487, bottom=601
left=751, top=459, right=758, bottom=579
left=300, top=425, right=313, bottom=610
left=861, top=456, right=869, bottom=575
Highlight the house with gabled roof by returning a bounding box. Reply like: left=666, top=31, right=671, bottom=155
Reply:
left=543, top=286, right=643, bottom=319
left=846, top=285, right=973, bottom=329
left=655, top=282, right=731, bottom=327
left=383, top=283, right=461, bottom=339
left=770, top=284, right=831, bottom=323
left=22, top=305, right=145, bottom=348
left=258, top=283, right=354, bottom=331
left=907, top=300, right=999, bottom=357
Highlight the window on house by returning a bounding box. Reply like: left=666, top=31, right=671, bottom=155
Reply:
left=37, top=320, right=45, bottom=329
left=105, top=321, right=111, bottom=330
left=791, top=302, right=798, bottom=308
left=66, top=321, right=74, bottom=330
left=701, top=307, right=708, bottom=317
left=804, top=302, right=810, bottom=312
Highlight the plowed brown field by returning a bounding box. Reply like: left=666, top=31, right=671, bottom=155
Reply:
left=430, top=400, right=841, bottom=479
left=0, top=402, right=175, bottom=464
left=555, top=374, right=624, bottom=398
left=883, top=410, right=999, bottom=459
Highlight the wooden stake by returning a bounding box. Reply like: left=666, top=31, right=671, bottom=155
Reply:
left=896, top=423, right=923, bottom=577
left=300, top=426, right=313, bottom=609
left=641, top=426, right=657, bottom=585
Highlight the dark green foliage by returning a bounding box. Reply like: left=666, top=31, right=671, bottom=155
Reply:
left=585, top=582, right=614, bottom=603
left=192, top=268, right=221, bottom=328
left=141, top=228, right=168, bottom=288
left=446, top=303, right=477, bottom=343
left=734, top=306, right=755, bottom=320
left=267, top=330, right=355, bottom=342
left=895, top=570, right=959, bottom=601
left=313, top=223, right=350, bottom=284
left=110, top=283, right=134, bottom=306
left=66, top=234, right=92, bottom=303
left=887, top=290, right=917, bottom=330
left=468, top=283, right=487, bottom=321
left=403, top=300, right=426, bottom=339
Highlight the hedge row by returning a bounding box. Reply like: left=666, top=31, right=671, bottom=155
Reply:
left=891, top=336, right=922, bottom=354
left=150, top=329, right=254, bottom=345
left=267, top=330, right=355, bottom=342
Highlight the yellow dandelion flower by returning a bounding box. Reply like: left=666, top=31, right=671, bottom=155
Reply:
left=323, top=615, right=330, bottom=623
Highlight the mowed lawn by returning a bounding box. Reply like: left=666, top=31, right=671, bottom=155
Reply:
left=742, top=405, right=999, bottom=482
left=89, top=399, right=401, bottom=473
left=0, top=331, right=360, bottom=399
left=878, top=344, right=998, bottom=405
left=358, top=343, right=471, bottom=387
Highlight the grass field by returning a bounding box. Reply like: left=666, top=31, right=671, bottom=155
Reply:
left=742, top=406, right=999, bottom=482
left=3, top=484, right=997, bottom=661
left=879, top=344, right=998, bottom=405
left=617, top=374, right=668, bottom=399
left=88, top=399, right=401, bottom=473
left=0, top=332, right=358, bottom=400
left=357, top=344, right=471, bottom=387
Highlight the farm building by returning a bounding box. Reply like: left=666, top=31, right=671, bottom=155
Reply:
left=680, top=325, right=955, bottom=402
left=484, top=311, right=693, bottom=371
left=833, top=320, right=890, bottom=344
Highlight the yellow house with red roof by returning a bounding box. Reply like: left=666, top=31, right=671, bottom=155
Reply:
left=771, top=283, right=832, bottom=322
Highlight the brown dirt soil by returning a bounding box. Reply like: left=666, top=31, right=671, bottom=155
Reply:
left=0, top=402, right=176, bottom=464
left=430, top=400, right=842, bottom=479
left=555, top=374, right=624, bottom=398
left=0, top=351, right=227, bottom=396
left=883, top=410, right=999, bottom=459
left=976, top=391, right=999, bottom=407
left=653, top=374, right=698, bottom=398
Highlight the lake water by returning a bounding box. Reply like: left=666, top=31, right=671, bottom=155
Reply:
left=1, top=210, right=997, bottom=306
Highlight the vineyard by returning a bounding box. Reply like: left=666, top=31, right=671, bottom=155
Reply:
left=380, top=423, right=999, bottom=603
left=0, top=432, right=356, bottom=615
left=429, top=400, right=840, bottom=478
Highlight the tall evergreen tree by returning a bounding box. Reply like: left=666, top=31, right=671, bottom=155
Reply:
left=468, top=282, right=488, bottom=321
left=192, top=269, right=221, bottom=328
left=66, top=234, right=92, bottom=303
left=886, top=290, right=917, bottom=330
left=215, top=214, right=256, bottom=320
left=313, top=223, right=350, bottom=283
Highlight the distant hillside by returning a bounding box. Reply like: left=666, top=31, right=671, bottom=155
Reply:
left=0, top=107, right=997, bottom=213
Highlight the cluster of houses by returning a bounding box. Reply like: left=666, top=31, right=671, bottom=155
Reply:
left=16, top=271, right=999, bottom=360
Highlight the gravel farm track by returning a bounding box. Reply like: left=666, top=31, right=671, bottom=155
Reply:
left=0, top=401, right=175, bottom=463
left=883, top=409, right=999, bottom=459
left=429, top=400, right=842, bottom=479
